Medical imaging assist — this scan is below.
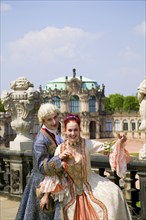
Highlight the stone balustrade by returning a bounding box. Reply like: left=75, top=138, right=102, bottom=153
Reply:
left=0, top=149, right=145, bottom=219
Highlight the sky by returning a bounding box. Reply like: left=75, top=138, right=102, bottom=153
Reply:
left=1, top=0, right=146, bottom=97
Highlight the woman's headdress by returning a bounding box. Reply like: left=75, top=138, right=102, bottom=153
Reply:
left=64, top=114, right=80, bottom=126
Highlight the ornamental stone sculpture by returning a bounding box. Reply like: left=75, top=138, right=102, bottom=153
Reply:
left=137, top=77, right=146, bottom=131
left=1, top=77, right=41, bottom=151
left=137, top=77, right=146, bottom=160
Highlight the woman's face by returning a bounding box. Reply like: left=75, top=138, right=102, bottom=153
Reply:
left=65, top=121, right=80, bottom=142
left=43, top=113, right=60, bottom=130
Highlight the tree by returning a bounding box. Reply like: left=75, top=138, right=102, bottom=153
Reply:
left=104, top=97, right=112, bottom=112
left=108, top=94, right=124, bottom=112
left=105, top=94, right=140, bottom=112
left=0, top=99, right=5, bottom=112
left=123, top=96, right=139, bottom=111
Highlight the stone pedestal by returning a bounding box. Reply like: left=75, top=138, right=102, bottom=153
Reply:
left=10, top=141, right=33, bottom=151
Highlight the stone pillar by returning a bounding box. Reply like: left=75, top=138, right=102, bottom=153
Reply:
left=1, top=77, right=41, bottom=151
left=81, top=118, right=89, bottom=139
left=60, top=94, right=69, bottom=113
left=96, top=120, right=100, bottom=138
left=80, top=94, right=89, bottom=112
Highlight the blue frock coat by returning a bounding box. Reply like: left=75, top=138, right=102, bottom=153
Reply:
left=16, top=129, right=63, bottom=220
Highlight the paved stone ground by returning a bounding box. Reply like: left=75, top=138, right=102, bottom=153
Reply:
left=125, top=139, right=145, bottom=153
left=0, top=196, right=20, bottom=220
left=0, top=139, right=145, bottom=220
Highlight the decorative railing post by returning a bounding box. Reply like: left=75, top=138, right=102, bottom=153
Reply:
left=10, top=156, right=25, bottom=195
left=3, top=159, right=10, bottom=193
left=129, top=171, right=140, bottom=216
left=138, top=171, right=146, bottom=220
left=123, top=172, right=132, bottom=205
left=0, top=160, right=4, bottom=190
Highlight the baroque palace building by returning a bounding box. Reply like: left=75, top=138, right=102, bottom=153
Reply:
left=0, top=69, right=145, bottom=148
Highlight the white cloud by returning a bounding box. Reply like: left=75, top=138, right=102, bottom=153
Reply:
left=8, top=26, right=104, bottom=65
left=0, top=2, right=12, bottom=12
left=134, top=21, right=146, bottom=36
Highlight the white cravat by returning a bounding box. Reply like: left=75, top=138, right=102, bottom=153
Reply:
left=42, top=125, right=63, bottom=145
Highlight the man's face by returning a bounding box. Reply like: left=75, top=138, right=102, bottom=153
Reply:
left=43, top=113, right=60, bottom=130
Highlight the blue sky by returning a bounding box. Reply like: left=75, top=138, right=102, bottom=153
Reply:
left=1, top=0, right=145, bottom=97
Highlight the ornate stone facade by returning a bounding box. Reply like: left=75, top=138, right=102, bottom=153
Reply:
left=40, top=69, right=105, bottom=139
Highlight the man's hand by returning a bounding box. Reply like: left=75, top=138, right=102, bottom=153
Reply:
left=40, top=193, right=49, bottom=210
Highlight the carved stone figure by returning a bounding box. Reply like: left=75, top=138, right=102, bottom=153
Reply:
left=139, top=143, right=146, bottom=160
left=137, top=77, right=146, bottom=131
left=137, top=77, right=146, bottom=160
left=1, top=77, right=41, bottom=151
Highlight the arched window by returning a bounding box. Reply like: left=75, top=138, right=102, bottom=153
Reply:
left=123, top=120, right=128, bottom=131
left=44, top=97, right=49, bottom=103
left=89, top=96, right=96, bottom=112
left=114, top=120, right=121, bottom=131
left=52, top=96, right=60, bottom=109
left=130, top=120, right=135, bottom=131
left=69, top=95, right=79, bottom=113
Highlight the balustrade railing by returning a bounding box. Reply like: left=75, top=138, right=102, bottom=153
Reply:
left=0, top=148, right=146, bottom=220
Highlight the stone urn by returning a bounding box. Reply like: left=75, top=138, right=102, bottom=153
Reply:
left=1, top=77, right=41, bottom=151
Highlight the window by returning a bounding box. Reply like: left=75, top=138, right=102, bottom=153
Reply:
left=105, top=121, right=112, bottom=131
left=44, top=97, right=49, bottom=103
left=69, top=95, right=79, bottom=112
left=114, top=120, right=121, bottom=131
left=89, top=96, right=96, bottom=112
left=130, top=120, right=135, bottom=131
left=52, top=96, right=60, bottom=109
left=123, top=120, right=128, bottom=131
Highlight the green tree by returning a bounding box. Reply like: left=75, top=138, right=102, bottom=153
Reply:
left=0, top=99, right=5, bottom=112
left=104, top=97, right=112, bottom=112
left=109, top=94, right=124, bottom=112
left=123, top=96, right=139, bottom=111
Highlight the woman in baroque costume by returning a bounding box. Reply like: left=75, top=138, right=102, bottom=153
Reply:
left=38, top=113, right=132, bottom=220
left=16, top=103, right=70, bottom=220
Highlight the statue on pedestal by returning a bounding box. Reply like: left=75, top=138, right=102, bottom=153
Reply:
left=1, top=77, right=41, bottom=151
left=137, top=77, right=146, bottom=131
left=137, top=77, right=146, bottom=160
